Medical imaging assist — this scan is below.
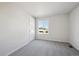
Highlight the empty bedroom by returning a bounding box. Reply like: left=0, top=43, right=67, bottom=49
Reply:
left=0, top=2, right=79, bottom=56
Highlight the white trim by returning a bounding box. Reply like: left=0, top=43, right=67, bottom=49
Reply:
left=7, top=40, right=33, bottom=56
left=37, top=38, right=69, bottom=43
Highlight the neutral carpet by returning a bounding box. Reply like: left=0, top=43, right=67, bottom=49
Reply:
left=9, top=39, right=79, bottom=56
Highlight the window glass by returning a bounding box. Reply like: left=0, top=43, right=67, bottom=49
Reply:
left=38, top=20, right=48, bottom=34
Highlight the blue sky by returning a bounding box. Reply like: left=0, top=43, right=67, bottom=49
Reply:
left=38, top=20, right=48, bottom=28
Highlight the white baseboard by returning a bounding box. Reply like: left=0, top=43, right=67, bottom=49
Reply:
left=37, top=39, right=69, bottom=43
left=70, top=41, right=79, bottom=51
left=7, top=40, right=34, bottom=56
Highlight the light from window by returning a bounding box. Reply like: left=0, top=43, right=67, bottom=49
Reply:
left=38, top=20, right=48, bottom=34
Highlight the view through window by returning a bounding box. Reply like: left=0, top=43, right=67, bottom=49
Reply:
left=38, top=20, right=48, bottom=34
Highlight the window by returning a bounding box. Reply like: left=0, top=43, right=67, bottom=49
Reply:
left=38, top=20, right=48, bottom=34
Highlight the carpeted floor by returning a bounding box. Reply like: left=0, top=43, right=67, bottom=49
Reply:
left=9, top=39, right=79, bottom=56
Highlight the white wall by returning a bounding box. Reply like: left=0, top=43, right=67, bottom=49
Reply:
left=0, top=3, right=35, bottom=56
left=36, top=14, right=69, bottom=42
left=69, top=6, right=79, bottom=50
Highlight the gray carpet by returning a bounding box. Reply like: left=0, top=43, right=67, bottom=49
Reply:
left=9, top=39, right=79, bottom=56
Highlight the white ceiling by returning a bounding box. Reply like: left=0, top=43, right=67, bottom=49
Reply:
left=8, top=2, right=79, bottom=17
left=15, top=2, right=79, bottom=18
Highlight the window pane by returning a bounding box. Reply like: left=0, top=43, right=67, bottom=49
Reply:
left=38, top=20, right=48, bottom=34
